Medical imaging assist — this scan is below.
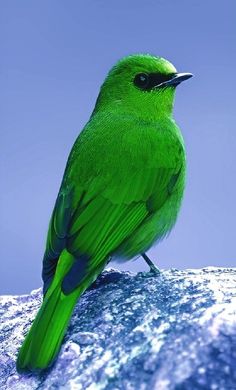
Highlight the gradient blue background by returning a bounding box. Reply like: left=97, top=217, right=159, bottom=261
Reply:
left=1, top=1, right=235, bottom=294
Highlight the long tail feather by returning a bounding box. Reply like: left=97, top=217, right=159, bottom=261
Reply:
left=16, top=250, right=101, bottom=372
left=16, top=284, right=78, bottom=371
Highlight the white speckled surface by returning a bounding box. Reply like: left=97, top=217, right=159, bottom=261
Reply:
left=1, top=268, right=236, bottom=390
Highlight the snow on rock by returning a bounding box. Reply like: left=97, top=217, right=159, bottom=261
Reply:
left=0, top=267, right=236, bottom=389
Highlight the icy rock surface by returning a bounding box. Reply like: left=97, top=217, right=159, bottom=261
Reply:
left=1, top=267, right=236, bottom=390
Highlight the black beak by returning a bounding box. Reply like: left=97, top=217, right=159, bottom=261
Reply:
left=156, top=72, right=193, bottom=88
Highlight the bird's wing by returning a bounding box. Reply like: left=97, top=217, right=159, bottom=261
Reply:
left=66, top=164, right=182, bottom=251
left=42, top=163, right=180, bottom=294
left=42, top=122, right=182, bottom=294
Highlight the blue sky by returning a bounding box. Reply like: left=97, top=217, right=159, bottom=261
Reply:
left=1, top=0, right=235, bottom=294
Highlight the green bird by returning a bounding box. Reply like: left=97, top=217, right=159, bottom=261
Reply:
left=16, top=54, right=192, bottom=371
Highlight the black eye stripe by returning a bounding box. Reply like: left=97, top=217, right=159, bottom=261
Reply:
left=134, top=72, right=176, bottom=91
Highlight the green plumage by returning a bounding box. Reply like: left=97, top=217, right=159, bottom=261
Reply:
left=16, top=54, right=191, bottom=371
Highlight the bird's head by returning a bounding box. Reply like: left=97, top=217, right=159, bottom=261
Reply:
left=94, top=54, right=192, bottom=121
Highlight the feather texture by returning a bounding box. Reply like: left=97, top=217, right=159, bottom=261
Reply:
left=17, top=54, right=188, bottom=371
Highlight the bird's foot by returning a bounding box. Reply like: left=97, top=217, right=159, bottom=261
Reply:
left=148, top=264, right=161, bottom=275
left=140, top=252, right=161, bottom=277
left=139, top=266, right=161, bottom=278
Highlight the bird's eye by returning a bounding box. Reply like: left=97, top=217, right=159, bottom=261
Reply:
left=133, top=73, right=150, bottom=90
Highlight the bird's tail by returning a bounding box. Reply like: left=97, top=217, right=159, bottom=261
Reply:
left=16, top=251, right=98, bottom=372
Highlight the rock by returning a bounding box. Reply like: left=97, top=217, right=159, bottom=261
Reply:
left=0, top=267, right=236, bottom=390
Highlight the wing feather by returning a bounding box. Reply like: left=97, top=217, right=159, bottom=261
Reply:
left=42, top=118, right=182, bottom=294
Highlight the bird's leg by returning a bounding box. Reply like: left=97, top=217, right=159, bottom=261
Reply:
left=141, top=253, right=160, bottom=275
